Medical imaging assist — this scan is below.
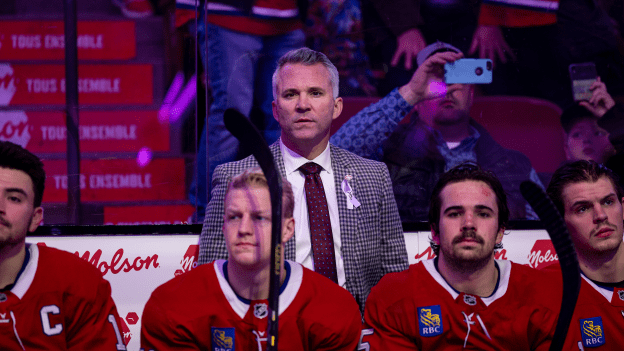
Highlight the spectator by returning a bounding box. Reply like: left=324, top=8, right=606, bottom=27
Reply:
left=332, top=42, right=543, bottom=222
left=198, top=48, right=409, bottom=314
left=0, top=141, right=126, bottom=350
left=306, top=0, right=377, bottom=96
left=363, top=0, right=479, bottom=96
left=546, top=160, right=624, bottom=349
left=560, top=77, right=624, bottom=187
left=362, top=164, right=559, bottom=349
left=142, top=168, right=361, bottom=349
left=185, top=0, right=307, bottom=222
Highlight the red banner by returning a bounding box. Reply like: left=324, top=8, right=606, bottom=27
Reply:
left=0, top=110, right=169, bottom=153
left=0, top=64, right=153, bottom=106
left=0, top=21, right=136, bottom=61
left=104, top=205, right=195, bottom=225
left=43, top=158, right=186, bottom=202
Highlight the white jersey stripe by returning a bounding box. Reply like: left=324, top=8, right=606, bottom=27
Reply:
left=422, top=259, right=512, bottom=306
left=12, top=244, right=39, bottom=300
left=581, top=275, right=614, bottom=303
left=483, top=0, right=559, bottom=12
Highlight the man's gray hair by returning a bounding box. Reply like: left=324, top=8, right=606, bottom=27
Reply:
left=272, top=47, right=340, bottom=100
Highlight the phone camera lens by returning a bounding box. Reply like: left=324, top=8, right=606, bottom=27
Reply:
left=486, top=61, right=492, bottom=71
left=475, top=67, right=483, bottom=76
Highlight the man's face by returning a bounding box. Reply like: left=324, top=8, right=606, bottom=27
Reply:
left=417, top=77, right=474, bottom=128
left=561, top=177, right=624, bottom=256
left=223, top=185, right=294, bottom=269
left=433, top=180, right=504, bottom=266
left=565, top=118, right=616, bottom=164
left=272, top=63, right=342, bottom=149
left=0, top=167, right=43, bottom=250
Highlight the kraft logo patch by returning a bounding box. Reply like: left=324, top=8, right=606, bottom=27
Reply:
left=212, top=327, right=235, bottom=351
left=580, top=317, right=605, bottom=348
left=418, top=305, right=443, bottom=337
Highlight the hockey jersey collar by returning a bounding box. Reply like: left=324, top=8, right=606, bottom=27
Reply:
left=423, top=258, right=511, bottom=306
left=214, top=259, right=303, bottom=318
left=9, top=244, right=39, bottom=300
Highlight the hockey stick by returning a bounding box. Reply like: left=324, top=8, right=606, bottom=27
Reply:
left=520, top=181, right=581, bottom=351
left=224, top=108, right=283, bottom=351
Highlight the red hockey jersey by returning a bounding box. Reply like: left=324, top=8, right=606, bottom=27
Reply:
left=140, top=260, right=361, bottom=351
left=562, top=275, right=624, bottom=350
left=362, top=259, right=559, bottom=350
left=0, top=244, right=126, bottom=350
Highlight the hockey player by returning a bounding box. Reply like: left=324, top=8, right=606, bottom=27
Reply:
left=361, top=164, right=560, bottom=350
left=140, top=168, right=361, bottom=350
left=0, top=141, right=126, bottom=350
left=547, top=160, right=624, bottom=350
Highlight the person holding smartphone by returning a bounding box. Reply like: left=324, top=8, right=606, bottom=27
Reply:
left=560, top=77, right=624, bottom=188
left=331, top=42, right=544, bottom=222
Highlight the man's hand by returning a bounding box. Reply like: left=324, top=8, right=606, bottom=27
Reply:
left=391, top=28, right=427, bottom=71
left=398, top=51, right=463, bottom=105
left=469, top=25, right=516, bottom=66
left=579, top=77, right=616, bottom=118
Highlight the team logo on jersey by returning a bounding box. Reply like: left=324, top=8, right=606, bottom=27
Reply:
left=618, top=290, right=624, bottom=301
left=254, top=303, right=268, bottom=319
left=418, top=305, right=443, bottom=337
left=212, top=327, right=235, bottom=351
left=0, top=293, right=6, bottom=303
left=463, top=294, right=477, bottom=306
left=580, top=317, right=605, bottom=348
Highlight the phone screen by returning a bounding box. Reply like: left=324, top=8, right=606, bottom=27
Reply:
left=569, top=63, right=597, bottom=102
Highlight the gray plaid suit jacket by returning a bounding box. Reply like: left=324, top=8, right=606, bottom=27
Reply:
left=198, top=141, right=409, bottom=313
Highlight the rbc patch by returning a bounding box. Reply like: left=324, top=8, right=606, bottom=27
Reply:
left=580, top=317, right=605, bottom=348
left=212, top=327, right=235, bottom=351
left=418, top=305, right=443, bottom=337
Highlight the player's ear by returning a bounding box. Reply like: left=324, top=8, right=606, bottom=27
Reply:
left=28, top=207, right=43, bottom=233
left=282, top=217, right=295, bottom=243
left=496, top=226, right=505, bottom=244
left=430, top=224, right=440, bottom=244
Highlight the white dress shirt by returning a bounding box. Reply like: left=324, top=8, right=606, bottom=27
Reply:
left=280, top=140, right=346, bottom=288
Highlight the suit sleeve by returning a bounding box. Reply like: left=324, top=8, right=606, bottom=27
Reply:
left=198, top=164, right=230, bottom=265
left=330, top=89, right=413, bottom=161
left=140, top=293, right=201, bottom=351
left=65, top=276, right=127, bottom=350
left=378, top=164, right=409, bottom=275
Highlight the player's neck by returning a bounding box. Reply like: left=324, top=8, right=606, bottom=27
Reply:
left=227, top=260, right=287, bottom=300
left=437, top=256, right=498, bottom=297
left=0, top=242, right=26, bottom=289
left=578, top=242, right=624, bottom=283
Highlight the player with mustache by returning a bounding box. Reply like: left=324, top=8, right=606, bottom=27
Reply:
left=546, top=160, right=624, bottom=350
left=360, top=163, right=560, bottom=350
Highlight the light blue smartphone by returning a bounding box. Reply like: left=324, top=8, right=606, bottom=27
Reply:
left=444, top=59, right=493, bottom=84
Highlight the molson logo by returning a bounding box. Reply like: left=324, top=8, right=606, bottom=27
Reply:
left=0, top=64, right=16, bottom=105
left=0, top=111, right=30, bottom=147
left=528, top=240, right=558, bottom=269
left=75, top=248, right=160, bottom=275
left=175, top=245, right=199, bottom=276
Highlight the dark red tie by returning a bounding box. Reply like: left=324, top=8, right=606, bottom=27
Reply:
left=299, top=162, right=338, bottom=283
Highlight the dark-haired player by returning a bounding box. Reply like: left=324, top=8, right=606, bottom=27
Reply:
left=547, top=160, right=624, bottom=350
left=0, top=141, right=126, bottom=350
left=141, top=168, right=361, bottom=350
left=362, top=164, right=559, bottom=350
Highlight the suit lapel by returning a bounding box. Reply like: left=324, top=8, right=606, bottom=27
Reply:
left=330, top=145, right=359, bottom=290
left=270, top=141, right=296, bottom=261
